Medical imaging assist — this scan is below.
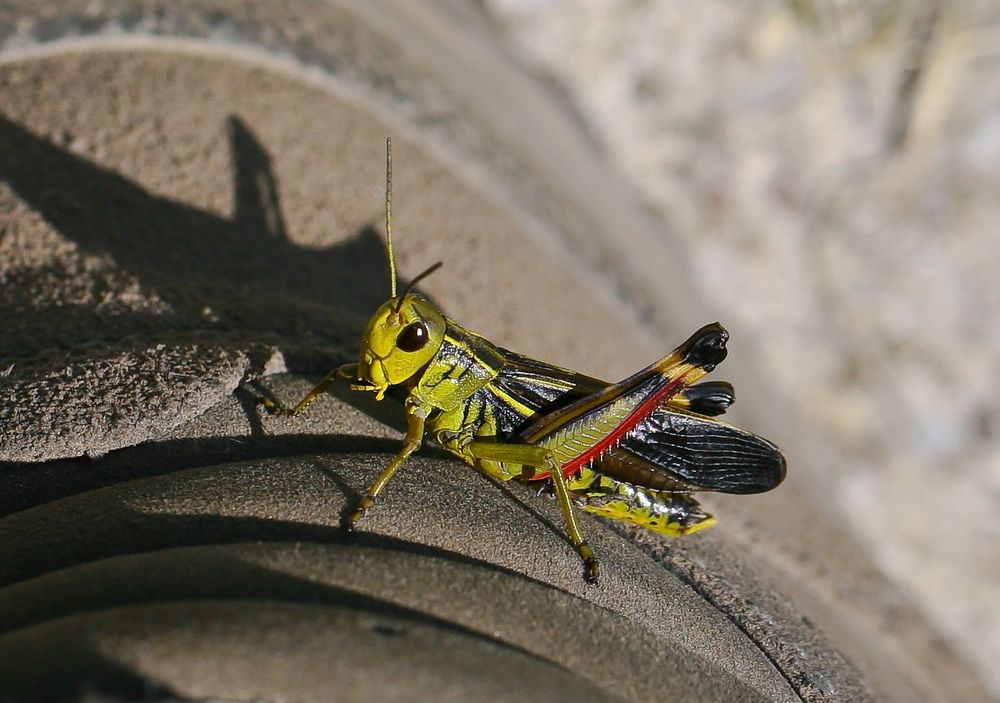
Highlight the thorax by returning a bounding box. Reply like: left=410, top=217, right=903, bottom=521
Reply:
left=411, top=321, right=504, bottom=413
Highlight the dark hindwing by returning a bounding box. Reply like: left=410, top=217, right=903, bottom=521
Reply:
left=600, top=407, right=786, bottom=494
left=490, top=349, right=785, bottom=494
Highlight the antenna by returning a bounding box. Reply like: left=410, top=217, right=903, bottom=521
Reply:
left=385, top=137, right=398, bottom=298
left=393, top=262, right=443, bottom=313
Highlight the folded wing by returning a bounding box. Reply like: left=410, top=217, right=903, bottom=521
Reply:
left=597, top=406, right=786, bottom=494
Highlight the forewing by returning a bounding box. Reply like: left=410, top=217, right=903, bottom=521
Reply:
left=493, top=349, right=604, bottom=408
left=520, top=324, right=730, bottom=478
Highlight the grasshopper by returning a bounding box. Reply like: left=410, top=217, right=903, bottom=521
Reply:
left=260, top=139, right=785, bottom=583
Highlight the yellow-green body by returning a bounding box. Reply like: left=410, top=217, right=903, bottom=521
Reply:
left=260, top=137, right=784, bottom=582
left=413, top=315, right=717, bottom=538
left=264, top=290, right=783, bottom=584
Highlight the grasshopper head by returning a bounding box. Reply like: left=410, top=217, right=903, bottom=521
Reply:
left=357, top=291, right=446, bottom=399
left=356, top=138, right=446, bottom=399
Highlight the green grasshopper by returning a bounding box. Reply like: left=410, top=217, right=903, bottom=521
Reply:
left=260, top=139, right=785, bottom=582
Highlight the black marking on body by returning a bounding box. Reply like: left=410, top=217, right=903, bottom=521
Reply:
left=423, top=338, right=476, bottom=392
left=483, top=349, right=600, bottom=439
left=459, top=393, right=477, bottom=432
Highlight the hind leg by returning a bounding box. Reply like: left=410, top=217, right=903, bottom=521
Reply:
left=466, top=441, right=601, bottom=583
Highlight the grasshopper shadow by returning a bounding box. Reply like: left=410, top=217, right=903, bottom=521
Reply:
left=0, top=113, right=389, bottom=364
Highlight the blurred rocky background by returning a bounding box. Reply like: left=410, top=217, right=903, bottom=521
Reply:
left=485, top=0, right=1000, bottom=696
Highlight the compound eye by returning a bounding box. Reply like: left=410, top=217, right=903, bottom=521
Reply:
left=396, top=321, right=429, bottom=352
